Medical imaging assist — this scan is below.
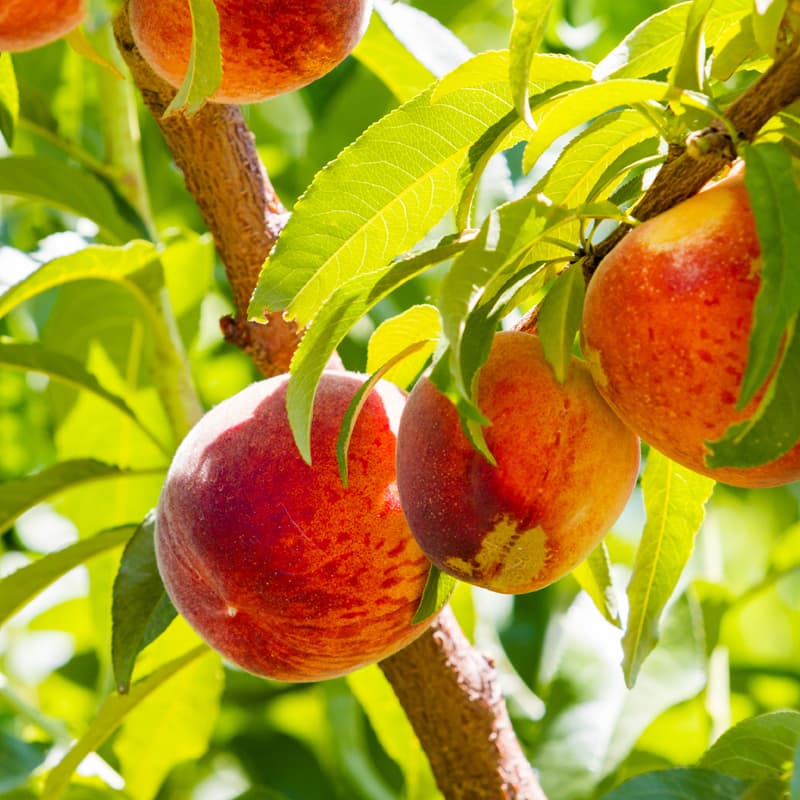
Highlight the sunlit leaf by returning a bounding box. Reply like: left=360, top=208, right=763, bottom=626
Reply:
left=366, top=304, right=441, bottom=389
left=0, top=156, right=149, bottom=243
left=752, top=0, right=788, bottom=57
left=42, top=645, right=211, bottom=800
left=0, top=524, right=134, bottom=627
left=509, top=0, right=557, bottom=128
left=164, top=0, right=222, bottom=116
left=571, top=543, right=621, bottom=628
left=600, top=768, right=747, bottom=799
left=0, top=460, right=158, bottom=536
left=710, top=16, right=759, bottom=80
left=668, top=0, right=714, bottom=92
left=0, top=53, right=18, bottom=146
left=622, top=450, right=715, bottom=687
left=707, top=319, right=800, bottom=468
left=112, top=513, right=178, bottom=694
left=537, top=261, right=585, bottom=383
left=737, top=142, right=800, bottom=408
left=412, top=566, right=457, bottom=625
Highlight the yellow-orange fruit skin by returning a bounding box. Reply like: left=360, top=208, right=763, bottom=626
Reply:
left=129, top=0, right=372, bottom=104
left=396, top=331, right=640, bottom=595
left=155, top=372, right=433, bottom=682
left=0, top=0, right=84, bottom=52
left=581, top=175, right=800, bottom=488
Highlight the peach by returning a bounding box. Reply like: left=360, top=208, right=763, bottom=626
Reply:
left=155, top=371, right=433, bottom=682
left=581, top=174, right=800, bottom=487
left=0, top=0, right=84, bottom=52
left=129, top=0, right=372, bottom=104
left=396, top=331, right=640, bottom=594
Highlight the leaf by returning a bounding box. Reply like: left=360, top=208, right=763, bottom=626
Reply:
left=42, top=645, right=211, bottom=800
left=0, top=524, right=134, bottom=627
left=366, top=304, right=442, bottom=389
left=0, top=241, right=159, bottom=320
left=113, top=647, right=222, bottom=799
left=534, top=108, right=657, bottom=207
left=509, top=0, right=557, bottom=128
left=347, top=666, right=442, bottom=800
left=593, top=0, right=752, bottom=80
left=0, top=460, right=158, bottom=536
left=65, top=27, right=124, bottom=79
left=249, top=53, right=592, bottom=328
left=622, top=450, right=715, bottom=687
left=706, top=319, right=800, bottom=468
left=286, top=236, right=470, bottom=463
left=0, top=732, right=48, bottom=792
left=537, top=262, right=585, bottom=383
left=164, top=0, right=222, bottom=116
left=791, top=740, right=800, bottom=800
left=600, top=768, right=748, bottom=799
left=0, top=53, right=18, bottom=146
left=412, top=566, right=457, bottom=625
left=354, top=0, right=471, bottom=103
left=668, top=0, right=715, bottom=92
left=336, top=341, right=429, bottom=484
left=0, top=339, right=169, bottom=456
left=699, top=710, right=800, bottom=781
left=710, top=16, right=759, bottom=80
left=752, top=0, right=788, bottom=57
left=522, top=79, right=671, bottom=173
left=112, top=512, right=178, bottom=694
left=737, top=142, right=800, bottom=408
left=0, top=156, right=149, bottom=244
left=571, top=543, right=621, bottom=628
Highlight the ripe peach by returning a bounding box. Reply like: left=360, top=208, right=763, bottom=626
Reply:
left=0, top=0, right=84, bottom=52
left=581, top=174, right=800, bottom=487
left=155, top=371, right=433, bottom=682
left=129, top=0, right=372, bottom=104
left=396, top=331, right=640, bottom=594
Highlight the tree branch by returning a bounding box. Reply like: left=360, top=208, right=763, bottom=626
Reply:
left=112, top=4, right=545, bottom=798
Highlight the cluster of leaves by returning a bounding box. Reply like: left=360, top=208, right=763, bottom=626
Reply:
left=1, top=0, right=800, bottom=798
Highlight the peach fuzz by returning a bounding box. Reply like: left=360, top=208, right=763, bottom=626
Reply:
left=396, top=331, right=640, bottom=595
left=0, top=0, right=84, bottom=52
left=129, top=0, right=372, bottom=104
left=155, top=371, right=433, bottom=682
left=581, top=174, right=800, bottom=487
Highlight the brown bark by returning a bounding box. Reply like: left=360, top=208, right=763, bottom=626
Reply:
left=113, top=4, right=546, bottom=798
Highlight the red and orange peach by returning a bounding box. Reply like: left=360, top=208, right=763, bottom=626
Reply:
left=156, top=371, right=433, bottom=681
left=0, top=0, right=84, bottom=52
left=396, top=331, right=640, bottom=594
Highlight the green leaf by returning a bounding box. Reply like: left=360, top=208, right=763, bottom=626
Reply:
left=347, top=666, right=442, bottom=800
left=0, top=339, right=170, bottom=457
left=0, top=524, right=134, bottom=627
left=114, top=646, right=222, bottom=800
left=534, top=108, right=657, bottom=207
left=164, top=0, right=222, bottom=116
left=336, top=341, right=428, bottom=485
left=706, top=319, right=800, bottom=468
left=286, top=236, right=469, bottom=463
left=354, top=0, right=471, bottom=103
left=571, top=543, right=621, bottom=628
left=699, top=710, right=800, bottom=781
left=42, top=645, right=212, bottom=800
left=737, top=142, right=800, bottom=408
left=0, top=241, right=158, bottom=320
left=0, top=460, right=159, bottom=536
left=593, top=0, right=751, bottom=80
left=668, top=0, right=715, bottom=92
left=791, top=740, right=800, bottom=800
left=249, top=53, right=592, bottom=327
left=0, top=731, right=48, bottom=792
left=112, top=512, right=178, bottom=694
left=537, top=262, right=585, bottom=383
left=710, top=16, right=759, bottom=80
left=0, top=156, right=149, bottom=243
left=0, top=53, right=18, bottom=146
left=622, top=450, right=715, bottom=687
left=752, top=0, right=788, bottom=57
left=522, top=79, right=671, bottom=173
left=412, top=565, right=457, bottom=625
left=509, top=0, right=557, bottom=128
left=600, top=768, right=747, bottom=799
left=366, top=304, right=442, bottom=389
